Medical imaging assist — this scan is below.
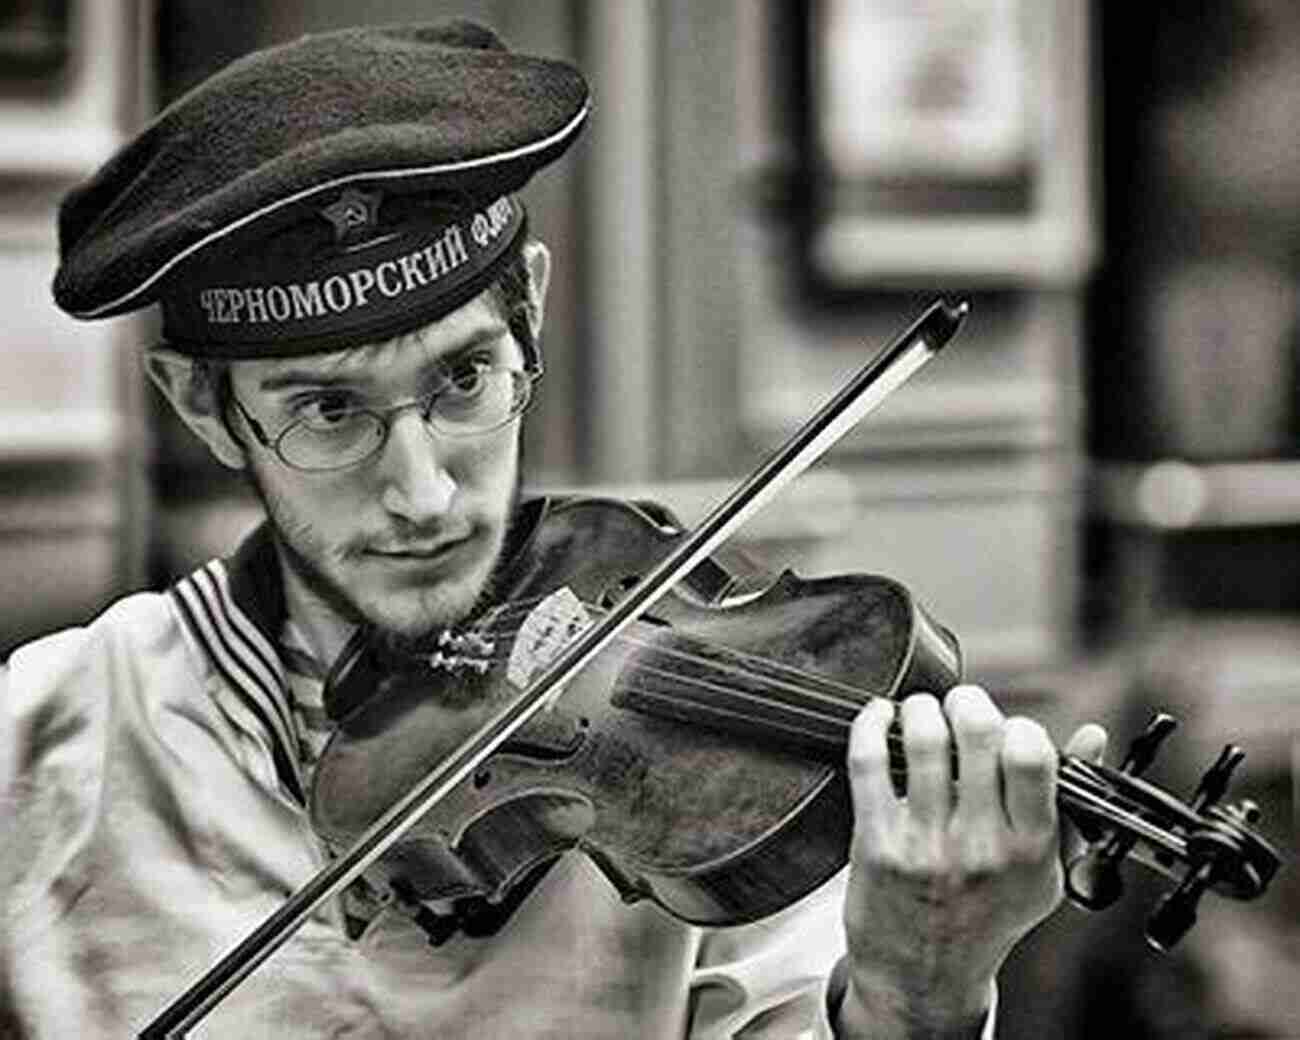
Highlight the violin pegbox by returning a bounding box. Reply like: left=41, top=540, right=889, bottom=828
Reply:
left=1062, top=712, right=1282, bottom=951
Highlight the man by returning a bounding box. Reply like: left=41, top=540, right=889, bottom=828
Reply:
left=0, top=21, right=1105, bottom=1039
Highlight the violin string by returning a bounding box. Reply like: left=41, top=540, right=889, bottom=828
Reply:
left=384, top=655, right=1182, bottom=848
left=469, top=597, right=889, bottom=712
left=470, top=599, right=1167, bottom=818
left=612, top=663, right=1180, bottom=825
left=491, top=638, right=1177, bottom=839
left=602, top=631, right=871, bottom=712
left=612, top=659, right=869, bottom=733
left=1058, top=763, right=1181, bottom=830
left=424, top=615, right=1178, bottom=805
left=424, top=620, right=907, bottom=753
left=420, top=638, right=866, bottom=716
left=427, top=599, right=1184, bottom=838
left=585, top=667, right=1176, bottom=840
left=556, top=645, right=1185, bottom=831
left=1056, top=775, right=1187, bottom=857
left=423, top=613, right=876, bottom=740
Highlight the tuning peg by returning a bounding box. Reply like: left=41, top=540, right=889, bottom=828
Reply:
left=1121, top=713, right=1178, bottom=776
left=1232, top=799, right=1262, bottom=826
left=1066, top=714, right=1184, bottom=912
left=1190, top=745, right=1246, bottom=813
left=1145, top=859, right=1217, bottom=951
left=1065, top=847, right=1126, bottom=910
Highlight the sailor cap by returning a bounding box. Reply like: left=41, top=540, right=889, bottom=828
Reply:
left=52, top=20, right=590, bottom=358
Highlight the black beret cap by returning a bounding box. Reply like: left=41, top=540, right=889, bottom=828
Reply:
left=52, top=20, right=589, bottom=358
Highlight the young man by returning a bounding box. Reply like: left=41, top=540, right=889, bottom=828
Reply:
left=1, top=21, right=1105, bottom=1039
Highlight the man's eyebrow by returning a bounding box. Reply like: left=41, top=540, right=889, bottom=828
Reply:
left=256, top=325, right=511, bottom=392
left=257, top=370, right=358, bottom=392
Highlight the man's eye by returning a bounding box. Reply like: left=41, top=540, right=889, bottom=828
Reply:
left=445, top=361, right=491, bottom=396
left=294, top=392, right=359, bottom=427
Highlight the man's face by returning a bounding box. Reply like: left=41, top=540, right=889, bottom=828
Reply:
left=227, top=291, right=525, bottom=643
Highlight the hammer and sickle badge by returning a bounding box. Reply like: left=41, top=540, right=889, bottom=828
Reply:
left=321, top=188, right=383, bottom=243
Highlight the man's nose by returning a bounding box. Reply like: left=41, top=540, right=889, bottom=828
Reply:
left=376, top=410, right=456, bottom=522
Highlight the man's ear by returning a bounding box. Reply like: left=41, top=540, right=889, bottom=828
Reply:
left=144, top=349, right=248, bottom=470
left=521, top=239, right=551, bottom=345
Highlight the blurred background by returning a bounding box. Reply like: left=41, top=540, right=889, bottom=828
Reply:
left=1, top=1, right=1297, bottom=1035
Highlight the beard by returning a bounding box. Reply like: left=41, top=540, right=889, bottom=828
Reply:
left=245, top=463, right=525, bottom=657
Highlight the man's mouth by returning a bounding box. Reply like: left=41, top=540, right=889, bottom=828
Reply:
left=362, top=532, right=477, bottom=565
left=368, top=542, right=460, bottom=559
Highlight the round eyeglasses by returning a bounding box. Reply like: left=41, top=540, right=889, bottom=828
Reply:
left=229, top=365, right=537, bottom=472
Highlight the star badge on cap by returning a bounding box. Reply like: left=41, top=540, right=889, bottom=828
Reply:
left=321, top=189, right=383, bottom=245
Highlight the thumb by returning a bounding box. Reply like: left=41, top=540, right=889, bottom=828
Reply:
left=1065, top=722, right=1108, bottom=765
left=1060, top=723, right=1109, bottom=866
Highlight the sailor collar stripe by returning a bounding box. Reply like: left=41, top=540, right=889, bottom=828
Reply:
left=170, top=560, right=306, bottom=805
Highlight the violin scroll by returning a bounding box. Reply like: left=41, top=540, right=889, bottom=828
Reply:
left=1062, top=713, right=1282, bottom=950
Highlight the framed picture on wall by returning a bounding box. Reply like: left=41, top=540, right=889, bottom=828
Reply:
left=817, top=0, right=1030, bottom=187
left=805, top=0, right=1095, bottom=287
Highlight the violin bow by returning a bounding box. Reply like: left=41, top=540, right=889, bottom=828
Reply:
left=138, top=297, right=968, bottom=1038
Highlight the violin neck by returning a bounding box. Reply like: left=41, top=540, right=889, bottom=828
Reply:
left=610, top=655, right=1135, bottom=831
left=607, top=635, right=861, bottom=763
left=605, top=622, right=1148, bottom=836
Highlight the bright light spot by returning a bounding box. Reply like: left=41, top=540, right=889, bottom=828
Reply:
left=1136, top=460, right=1208, bottom=529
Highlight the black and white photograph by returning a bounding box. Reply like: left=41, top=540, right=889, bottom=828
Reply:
left=0, top=2, right=1296, bottom=1037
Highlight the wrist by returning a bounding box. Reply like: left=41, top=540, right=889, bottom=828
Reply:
left=830, top=958, right=993, bottom=1040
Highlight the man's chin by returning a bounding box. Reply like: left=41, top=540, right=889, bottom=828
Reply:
left=352, top=582, right=484, bottom=644
left=275, top=532, right=490, bottom=649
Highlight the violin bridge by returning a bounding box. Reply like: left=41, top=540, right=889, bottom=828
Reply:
left=507, top=586, right=593, bottom=700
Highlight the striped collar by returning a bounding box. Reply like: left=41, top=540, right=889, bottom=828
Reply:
left=169, top=524, right=306, bottom=805
left=166, top=498, right=561, bottom=807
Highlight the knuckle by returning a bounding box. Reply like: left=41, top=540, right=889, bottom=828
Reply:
left=943, top=683, right=994, bottom=716
left=847, top=702, right=894, bottom=773
left=946, top=686, right=1004, bottom=745
left=846, top=739, right=889, bottom=781
left=898, top=832, right=949, bottom=876
left=851, top=698, right=895, bottom=736
left=851, top=824, right=893, bottom=865
left=900, top=691, right=943, bottom=719
left=1002, top=717, right=1055, bottom=772
left=862, top=697, right=897, bottom=722
left=856, top=825, right=949, bottom=878
left=959, top=838, right=1008, bottom=879
left=900, top=694, right=948, bottom=747
left=962, top=715, right=1005, bottom=754
left=852, top=831, right=906, bottom=874
left=903, top=726, right=948, bottom=758
left=1009, top=828, right=1058, bottom=865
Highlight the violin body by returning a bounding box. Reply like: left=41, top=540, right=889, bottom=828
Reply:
left=310, top=497, right=961, bottom=927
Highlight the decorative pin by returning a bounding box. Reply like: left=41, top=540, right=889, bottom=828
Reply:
left=320, top=188, right=382, bottom=244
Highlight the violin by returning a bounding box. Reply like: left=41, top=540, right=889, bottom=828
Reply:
left=139, top=299, right=1282, bottom=1038
left=312, top=495, right=964, bottom=932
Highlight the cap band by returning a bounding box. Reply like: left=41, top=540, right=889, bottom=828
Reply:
left=161, top=193, right=525, bottom=358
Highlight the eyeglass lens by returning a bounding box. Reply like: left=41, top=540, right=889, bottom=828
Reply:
left=275, top=367, right=530, bottom=470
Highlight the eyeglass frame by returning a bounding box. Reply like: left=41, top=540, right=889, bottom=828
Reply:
left=224, top=363, right=540, bottom=472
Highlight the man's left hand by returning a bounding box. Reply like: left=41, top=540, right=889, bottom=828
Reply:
left=833, top=684, right=1107, bottom=1039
